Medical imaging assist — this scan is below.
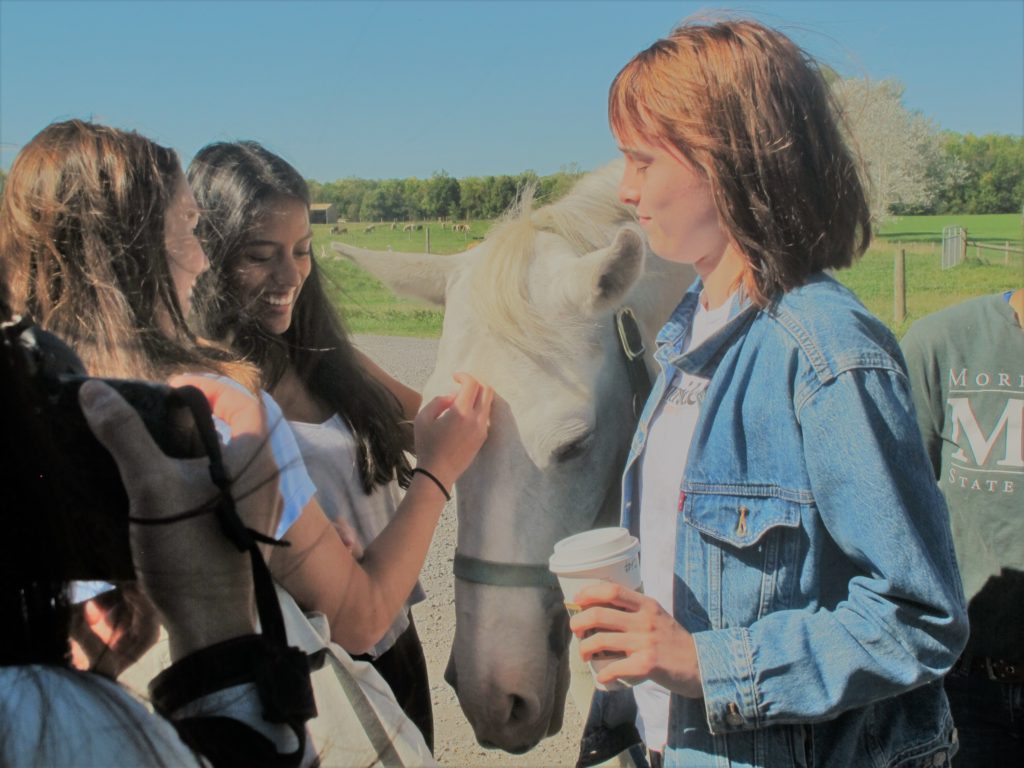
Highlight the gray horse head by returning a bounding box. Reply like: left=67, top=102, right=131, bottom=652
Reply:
left=332, top=161, right=692, bottom=752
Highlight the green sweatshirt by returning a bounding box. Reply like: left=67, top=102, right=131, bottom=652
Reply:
left=901, top=292, right=1023, bottom=660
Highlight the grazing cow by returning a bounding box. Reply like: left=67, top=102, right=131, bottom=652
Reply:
left=364, top=224, right=376, bottom=234
left=330, top=225, right=348, bottom=234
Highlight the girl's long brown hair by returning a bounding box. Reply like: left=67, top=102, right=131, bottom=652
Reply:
left=189, top=141, right=411, bottom=493
left=610, top=20, right=872, bottom=305
left=1, top=120, right=252, bottom=385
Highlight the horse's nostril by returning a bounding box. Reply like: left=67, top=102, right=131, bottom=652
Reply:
left=508, top=694, right=532, bottom=725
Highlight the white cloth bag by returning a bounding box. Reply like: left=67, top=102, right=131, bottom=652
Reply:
left=275, top=585, right=436, bottom=768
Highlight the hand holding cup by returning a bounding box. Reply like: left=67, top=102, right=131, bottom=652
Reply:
left=568, top=581, right=703, bottom=698
left=549, top=527, right=642, bottom=691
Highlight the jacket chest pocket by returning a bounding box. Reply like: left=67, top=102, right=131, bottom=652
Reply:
left=679, top=492, right=808, bottom=630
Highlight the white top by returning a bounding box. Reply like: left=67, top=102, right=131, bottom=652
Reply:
left=290, top=414, right=424, bottom=658
left=634, top=293, right=734, bottom=752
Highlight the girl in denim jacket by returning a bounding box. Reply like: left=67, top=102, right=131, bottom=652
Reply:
left=570, top=20, right=968, bottom=768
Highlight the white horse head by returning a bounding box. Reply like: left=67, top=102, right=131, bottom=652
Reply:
left=332, top=161, right=693, bottom=752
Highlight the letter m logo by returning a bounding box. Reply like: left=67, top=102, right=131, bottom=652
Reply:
left=947, top=397, right=1024, bottom=468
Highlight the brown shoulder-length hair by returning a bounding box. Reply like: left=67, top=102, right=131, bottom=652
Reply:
left=0, top=120, right=252, bottom=384
left=609, top=19, right=872, bottom=305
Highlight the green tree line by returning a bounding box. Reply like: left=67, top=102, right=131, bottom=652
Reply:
left=306, top=125, right=1020, bottom=224
left=931, top=133, right=1024, bottom=215
left=828, top=77, right=1022, bottom=219
left=307, top=163, right=585, bottom=223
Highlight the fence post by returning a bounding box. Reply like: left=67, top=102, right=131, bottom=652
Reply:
left=425, top=226, right=431, bottom=254
left=894, top=248, right=906, bottom=324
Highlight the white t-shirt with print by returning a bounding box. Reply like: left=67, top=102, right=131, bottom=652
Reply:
left=634, top=293, right=734, bottom=752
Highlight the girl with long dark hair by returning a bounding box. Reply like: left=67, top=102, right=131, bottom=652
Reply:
left=188, top=140, right=435, bottom=746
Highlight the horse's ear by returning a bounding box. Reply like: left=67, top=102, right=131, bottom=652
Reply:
left=329, top=242, right=462, bottom=307
left=565, top=226, right=645, bottom=315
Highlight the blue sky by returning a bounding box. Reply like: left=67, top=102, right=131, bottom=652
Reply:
left=1, top=0, right=1021, bottom=180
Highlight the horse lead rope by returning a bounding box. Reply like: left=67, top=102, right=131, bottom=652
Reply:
left=453, top=552, right=560, bottom=589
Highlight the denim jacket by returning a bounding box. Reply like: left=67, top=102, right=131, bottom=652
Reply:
left=620, top=274, right=968, bottom=768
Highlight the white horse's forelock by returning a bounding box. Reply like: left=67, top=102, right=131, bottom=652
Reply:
left=469, top=160, right=635, bottom=359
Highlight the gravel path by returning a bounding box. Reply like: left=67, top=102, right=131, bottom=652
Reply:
left=353, top=335, right=586, bottom=767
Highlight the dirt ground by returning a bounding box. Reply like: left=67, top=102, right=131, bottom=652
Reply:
left=355, top=335, right=586, bottom=767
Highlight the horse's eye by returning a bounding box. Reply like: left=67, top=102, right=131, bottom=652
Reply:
left=553, top=433, right=592, bottom=463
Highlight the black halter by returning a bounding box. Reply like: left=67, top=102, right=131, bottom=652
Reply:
left=452, top=308, right=651, bottom=590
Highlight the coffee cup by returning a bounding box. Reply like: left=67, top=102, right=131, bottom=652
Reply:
left=549, top=527, right=641, bottom=691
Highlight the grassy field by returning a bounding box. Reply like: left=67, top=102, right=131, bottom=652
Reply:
left=879, top=213, right=1024, bottom=245
left=315, top=214, right=1024, bottom=339
left=834, top=243, right=1020, bottom=338
left=312, top=220, right=486, bottom=337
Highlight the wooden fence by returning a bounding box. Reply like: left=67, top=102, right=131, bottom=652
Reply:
left=971, top=240, right=1023, bottom=265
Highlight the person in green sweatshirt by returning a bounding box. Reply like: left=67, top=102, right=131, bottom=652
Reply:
left=901, top=288, right=1024, bottom=766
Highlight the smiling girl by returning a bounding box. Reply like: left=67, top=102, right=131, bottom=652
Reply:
left=187, top=141, right=435, bottom=747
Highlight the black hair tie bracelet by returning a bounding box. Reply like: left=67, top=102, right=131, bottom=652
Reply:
left=412, top=467, right=451, bottom=502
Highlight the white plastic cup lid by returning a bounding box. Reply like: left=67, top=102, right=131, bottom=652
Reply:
left=548, top=527, right=639, bottom=574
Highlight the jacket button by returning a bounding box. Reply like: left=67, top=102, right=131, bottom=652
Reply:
left=725, top=702, right=743, bottom=726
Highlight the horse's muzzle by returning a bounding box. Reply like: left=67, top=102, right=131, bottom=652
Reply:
left=445, top=649, right=569, bottom=753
